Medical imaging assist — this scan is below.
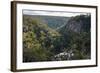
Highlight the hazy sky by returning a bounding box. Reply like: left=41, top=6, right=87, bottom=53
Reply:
left=23, top=10, right=89, bottom=17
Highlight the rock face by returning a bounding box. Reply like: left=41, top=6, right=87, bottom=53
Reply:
left=66, top=20, right=82, bottom=33
left=52, top=50, right=74, bottom=61
left=60, top=15, right=91, bottom=33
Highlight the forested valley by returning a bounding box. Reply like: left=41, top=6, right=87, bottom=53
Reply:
left=23, top=14, right=91, bottom=62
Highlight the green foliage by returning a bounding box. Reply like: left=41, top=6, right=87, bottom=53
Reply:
left=23, top=14, right=91, bottom=62
left=23, top=16, right=61, bottom=62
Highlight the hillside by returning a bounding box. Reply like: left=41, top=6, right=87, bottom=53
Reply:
left=60, top=15, right=91, bottom=33
left=23, top=14, right=91, bottom=62
left=23, top=15, right=70, bottom=29
left=59, top=15, right=91, bottom=60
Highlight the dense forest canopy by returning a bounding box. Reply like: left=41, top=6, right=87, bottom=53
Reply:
left=23, top=14, right=91, bottom=62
